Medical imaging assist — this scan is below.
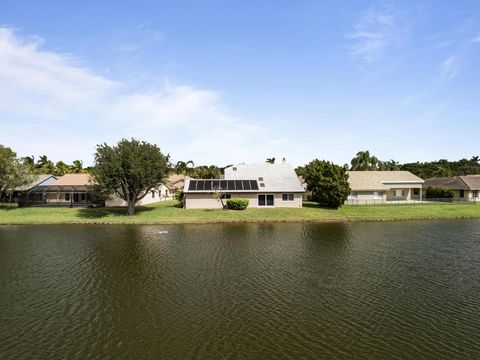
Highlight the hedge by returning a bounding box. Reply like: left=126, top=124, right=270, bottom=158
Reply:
left=226, top=198, right=249, bottom=210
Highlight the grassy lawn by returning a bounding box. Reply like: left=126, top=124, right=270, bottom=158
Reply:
left=0, top=200, right=479, bottom=224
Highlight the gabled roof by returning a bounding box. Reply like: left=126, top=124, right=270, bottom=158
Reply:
left=164, top=174, right=192, bottom=190
left=223, top=163, right=305, bottom=192
left=14, top=174, right=56, bottom=191
left=348, top=171, right=424, bottom=191
left=459, top=175, right=480, bottom=190
left=425, top=175, right=480, bottom=190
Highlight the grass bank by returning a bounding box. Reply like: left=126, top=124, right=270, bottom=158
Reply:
left=0, top=201, right=479, bottom=225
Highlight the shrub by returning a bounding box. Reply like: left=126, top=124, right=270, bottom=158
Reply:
left=226, top=198, right=249, bottom=210
left=174, top=189, right=184, bottom=202
left=426, top=186, right=454, bottom=199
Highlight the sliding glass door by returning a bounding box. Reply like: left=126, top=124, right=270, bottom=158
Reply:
left=258, top=194, right=274, bottom=207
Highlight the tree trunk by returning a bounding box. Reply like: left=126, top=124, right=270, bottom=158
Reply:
left=127, top=199, right=135, bottom=216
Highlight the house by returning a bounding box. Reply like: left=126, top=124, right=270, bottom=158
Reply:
left=183, top=161, right=305, bottom=209
left=14, top=174, right=57, bottom=206
left=162, top=174, right=192, bottom=200
left=346, top=171, right=424, bottom=204
left=105, top=173, right=192, bottom=207
left=424, top=175, right=480, bottom=201
left=44, top=174, right=103, bottom=207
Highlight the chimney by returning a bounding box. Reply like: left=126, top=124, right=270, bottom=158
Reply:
left=282, top=158, right=286, bottom=165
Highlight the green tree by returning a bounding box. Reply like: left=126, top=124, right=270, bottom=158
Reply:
left=266, top=157, right=275, bottom=164
left=92, top=138, right=170, bottom=215
left=54, top=161, right=70, bottom=176
left=0, top=145, right=32, bottom=199
left=303, top=159, right=350, bottom=208
left=70, top=160, right=84, bottom=174
left=35, top=155, right=55, bottom=174
left=350, top=150, right=379, bottom=171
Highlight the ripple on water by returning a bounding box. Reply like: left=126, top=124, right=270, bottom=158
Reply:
left=1, top=221, right=480, bottom=359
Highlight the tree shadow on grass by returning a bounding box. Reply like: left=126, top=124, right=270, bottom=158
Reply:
left=302, top=202, right=339, bottom=210
left=76, top=206, right=156, bottom=219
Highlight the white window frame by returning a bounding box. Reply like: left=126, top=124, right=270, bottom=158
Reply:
left=349, top=192, right=358, bottom=199
left=394, top=189, right=405, bottom=198
left=282, top=193, right=294, bottom=202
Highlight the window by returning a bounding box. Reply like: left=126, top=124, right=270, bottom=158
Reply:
left=282, top=193, right=294, bottom=201
left=373, top=191, right=384, bottom=199
left=258, top=194, right=274, bottom=206
left=152, top=191, right=155, bottom=198
left=394, top=190, right=405, bottom=197
left=350, top=192, right=358, bottom=198
left=473, top=190, right=479, bottom=199
left=221, top=194, right=231, bottom=200
left=260, top=183, right=265, bottom=187
left=80, top=193, right=86, bottom=202
left=459, top=190, right=465, bottom=198
left=258, top=177, right=264, bottom=181
left=65, top=193, right=70, bottom=201
left=232, top=167, right=237, bottom=171
left=413, top=188, right=420, bottom=196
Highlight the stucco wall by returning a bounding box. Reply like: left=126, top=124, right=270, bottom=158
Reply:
left=347, top=186, right=422, bottom=203
left=106, top=187, right=167, bottom=207
left=184, top=192, right=303, bottom=209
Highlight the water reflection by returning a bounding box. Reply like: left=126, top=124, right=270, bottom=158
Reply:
left=1, top=221, right=480, bottom=359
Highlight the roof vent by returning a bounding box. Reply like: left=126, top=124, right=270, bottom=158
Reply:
left=258, top=177, right=263, bottom=181
left=260, top=183, right=265, bottom=187
left=282, top=158, right=287, bottom=165
left=232, top=167, right=237, bottom=171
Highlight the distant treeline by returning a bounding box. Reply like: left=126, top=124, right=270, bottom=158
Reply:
left=295, top=151, right=480, bottom=180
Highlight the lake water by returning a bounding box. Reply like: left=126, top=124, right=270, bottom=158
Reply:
left=1, top=221, right=480, bottom=359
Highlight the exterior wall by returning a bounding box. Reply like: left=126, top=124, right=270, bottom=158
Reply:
left=184, top=192, right=303, bottom=209
left=106, top=188, right=165, bottom=207
left=347, top=186, right=423, bottom=204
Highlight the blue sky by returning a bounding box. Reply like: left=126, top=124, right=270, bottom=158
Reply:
left=1, top=0, right=479, bottom=167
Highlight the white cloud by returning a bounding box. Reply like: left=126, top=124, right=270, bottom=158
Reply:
left=471, top=34, right=480, bottom=43
left=0, top=27, right=278, bottom=165
left=348, top=6, right=408, bottom=62
left=439, top=55, right=459, bottom=80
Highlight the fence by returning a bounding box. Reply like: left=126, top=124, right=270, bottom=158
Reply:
left=345, top=198, right=478, bottom=206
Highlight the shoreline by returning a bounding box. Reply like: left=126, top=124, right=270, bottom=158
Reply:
left=0, top=208, right=480, bottom=226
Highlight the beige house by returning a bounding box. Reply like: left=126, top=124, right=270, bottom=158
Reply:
left=44, top=174, right=102, bottom=207
left=346, top=171, right=424, bottom=204
left=183, top=162, right=305, bottom=209
left=106, top=173, right=192, bottom=207
left=424, top=175, right=480, bottom=201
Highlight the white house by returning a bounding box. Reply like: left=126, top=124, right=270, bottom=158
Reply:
left=183, top=161, right=305, bottom=209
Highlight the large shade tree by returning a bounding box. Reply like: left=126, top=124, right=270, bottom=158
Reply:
left=0, top=145, right=32, bottom=199
left=303, top=159, right=350, bottom=208
left=92, top=138, right=170, bottom=215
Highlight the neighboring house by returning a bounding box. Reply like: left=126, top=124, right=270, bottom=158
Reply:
left=45, top=174, right=103, bottom=207
left=183, top=161, right=305, bottom=209
left=424, top=175, right=480, bottom=201
left=105, top=174, right=192, bottom=207
left=347, top=171, right=424, bottom=204
left=13, top=174, right=57, bottom=205
left=162, top=174, right=192, bottom=200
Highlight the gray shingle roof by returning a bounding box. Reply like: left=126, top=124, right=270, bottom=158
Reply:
left=224, top=163, right=305, bottom=192
left=425, top=175, right=480, bottom=190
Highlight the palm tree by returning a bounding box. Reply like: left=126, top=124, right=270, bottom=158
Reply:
left=22, top=156, right=35, bottom=170
left=350, top=150, right=379, bottom=171
left=36, top=155, right=55, bottom=174
left=70, top=160, right=83, bottom=173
